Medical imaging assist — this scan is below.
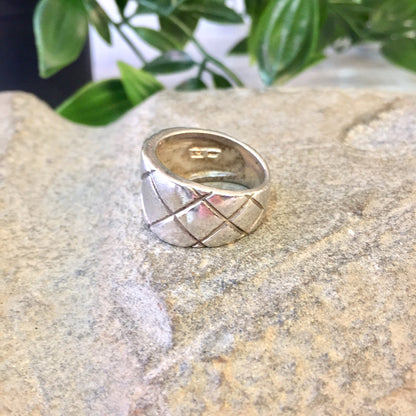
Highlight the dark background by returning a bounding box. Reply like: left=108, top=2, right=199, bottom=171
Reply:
left=0, top=0, right=92, bottom=107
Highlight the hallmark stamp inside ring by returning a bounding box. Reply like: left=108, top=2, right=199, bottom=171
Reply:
left=189, top=146, right=222, bottom=159
left=140, top=128, right=270, bottom=248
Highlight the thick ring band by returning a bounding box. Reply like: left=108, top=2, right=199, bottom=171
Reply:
left=140, top=128, right=270, bottom=247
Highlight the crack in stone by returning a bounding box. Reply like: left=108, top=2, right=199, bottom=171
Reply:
left=338, top=98, right=402, bottom=146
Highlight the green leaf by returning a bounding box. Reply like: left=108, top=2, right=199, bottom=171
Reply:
left=33, top=0, right=88, bottom=78
left=135, top=4, right=155, bottom=15
left=381, top=38, right=416, bottom=72
left=212, top=73, right=232, bottom=88
left=320, top=9, right=357, bottom=49
left=57, top=79, right=133, bottom=126
left=369, top=0, right=416, bottom=36
left=115, top=0, right=128, bottom=16
left=159, top=10, right=199, bottom=48
left=133, top=27, right=180, bottom=52
left=228, top=37, right=248, bottom=55
left=245, top=0, right=269, bottom=23
left=249, top=0, right=322, bottom=85
left=274, top=52, right=326, bottom=84
left=175, top=78, right=207, bottom=91
left=325, top=1, right=370, bottom=44
left=139, top=0, right=184, bottom=16
left=245, top=0, right=269, bottom=63
left=117, top=62, right=163, bottom=106
left=84, top=0, right=111, bottom=44
left=179, top=1, right=243, bottom=24
left=143, top=51, right=195, bottom=74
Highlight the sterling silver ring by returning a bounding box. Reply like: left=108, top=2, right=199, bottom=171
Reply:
left=140, top=128, right=270, bottom=247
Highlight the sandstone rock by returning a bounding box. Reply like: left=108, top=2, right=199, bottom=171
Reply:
left=0, top=89, right=415, bottom=415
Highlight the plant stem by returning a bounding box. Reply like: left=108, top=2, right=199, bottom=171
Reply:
left=205, top=66, right=231, bottom=81
left=168, top=15, right=244, bottom=87
left=197, top=59, right=208, bottom=79
left=194, top=38, right=244, bottom=87
left=113, top=21, right=147, bottom=64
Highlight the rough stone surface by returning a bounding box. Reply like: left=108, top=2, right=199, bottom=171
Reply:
left=0, top=89, right=415, bottom=416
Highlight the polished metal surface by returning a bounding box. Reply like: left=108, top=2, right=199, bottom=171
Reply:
left=140, top=128, right=270, bottom=247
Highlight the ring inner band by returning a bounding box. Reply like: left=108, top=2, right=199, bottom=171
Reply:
left=156, top=131, right=265, bottom=191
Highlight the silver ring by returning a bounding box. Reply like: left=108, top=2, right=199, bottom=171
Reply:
left=140, top=128, right=270, bottom=247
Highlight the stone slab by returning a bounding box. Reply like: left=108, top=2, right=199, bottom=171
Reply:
left=0, top=88, right=415, bottom=415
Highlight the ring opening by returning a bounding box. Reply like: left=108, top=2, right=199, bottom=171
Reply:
left=156, top=131, right=265, bottom=191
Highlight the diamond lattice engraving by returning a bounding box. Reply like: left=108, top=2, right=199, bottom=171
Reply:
left=142, top=171, right=265, bottom=247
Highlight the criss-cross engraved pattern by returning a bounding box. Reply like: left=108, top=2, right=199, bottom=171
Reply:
left=141, top=170, right=266, bottom=247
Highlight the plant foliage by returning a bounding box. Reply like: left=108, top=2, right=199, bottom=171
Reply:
left=34, top=0, right=416, bottom=125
